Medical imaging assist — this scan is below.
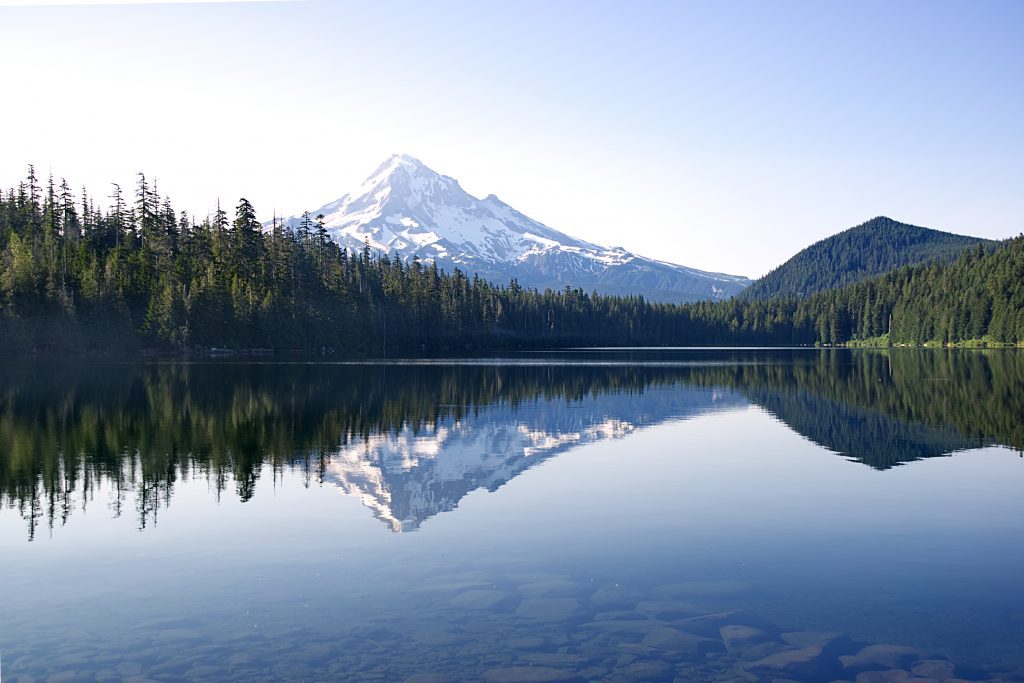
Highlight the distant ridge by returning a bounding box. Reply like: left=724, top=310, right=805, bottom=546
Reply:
left=743, top=216, right=994, bottom=300
left=274, top=154, right=751, bottom=303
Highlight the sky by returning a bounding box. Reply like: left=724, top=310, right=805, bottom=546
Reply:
left=0, top=0, right=1021, bottom=277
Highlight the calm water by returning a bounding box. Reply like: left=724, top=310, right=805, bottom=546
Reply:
left=1, top=349, right=1023, bottom=682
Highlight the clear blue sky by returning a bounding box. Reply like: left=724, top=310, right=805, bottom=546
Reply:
left=1, top=0, right=1021, bottom=276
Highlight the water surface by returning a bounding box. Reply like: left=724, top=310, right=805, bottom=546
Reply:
left=1, top=349, right=1023, bottom=682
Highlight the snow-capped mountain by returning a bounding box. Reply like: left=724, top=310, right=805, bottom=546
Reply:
left=275, top=154, right=751, bottom=302
left=322, top=385, right=746, bottom=532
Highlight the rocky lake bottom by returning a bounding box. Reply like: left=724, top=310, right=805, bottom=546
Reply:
left=4, top=569, right=1016, bottom=683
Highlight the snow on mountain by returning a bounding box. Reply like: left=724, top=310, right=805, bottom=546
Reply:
left=274, top=154, right=751, bottom=302
left=322, top=385, right=746, bottom=532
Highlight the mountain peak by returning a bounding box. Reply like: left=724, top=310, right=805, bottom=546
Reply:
left=366, top=153, right=427, bottom=182
left=743, top=216, right=992, bottom=300
left=390, top=152, right=425, bottom=168
left=275, top=156, right=751, bottom=303
left=859, top=215, right=897, bottom=228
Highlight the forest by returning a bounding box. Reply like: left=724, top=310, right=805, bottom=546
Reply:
left=740, top=216, right=993, bottom=300
left=3, top=351, right=1022, bottom=539
left=1, top=167, right=1022, bottom=352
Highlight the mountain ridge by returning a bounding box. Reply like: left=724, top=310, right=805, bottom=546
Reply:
left=273, top=154, right=752, bottom=303
left=743, top=215, right=994, bottom=300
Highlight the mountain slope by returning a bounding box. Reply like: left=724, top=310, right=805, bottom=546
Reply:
left=743, top=216, right=993, bottom=300
left=275, top=154, right=751, bottom=302
left=323, top=384, right=744, bottom=532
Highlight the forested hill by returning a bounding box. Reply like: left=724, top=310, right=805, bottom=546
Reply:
left=0, top=168, right=1021, bottom=352
left=743, top=216, right=994, bottom=300
left=694, top=236, right=1024, bottom=346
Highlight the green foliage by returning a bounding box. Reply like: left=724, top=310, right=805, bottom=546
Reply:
left=2, top=351, right=1022, bottom=538
left=0, top=168, right=701, bottom=352
left=0, top=169, right=1021, bottom=352
left=667, top=234, right=1024, bottom=347
left=689, top=350, right=1024, bottom=468
left=743, top=216, right=994, bottom=300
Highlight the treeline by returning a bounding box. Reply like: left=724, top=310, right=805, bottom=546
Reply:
left=0, top=361, right=708, bottom=538
left=0, top=167, right=701, bottom=352
left=3, top=351, right=1022, bottom=538
left=693, top=238, right=1024, bottom=346
left=1, top=167, right=1022, bottom=351
left=687, top=350, right=1024, bottom=467
left=741, top=216, right=993, bottom=300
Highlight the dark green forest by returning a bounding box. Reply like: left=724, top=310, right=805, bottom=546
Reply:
left=1, top=168, right=1022, bottom=351
left=693, top=350, right=1024, bottom=468
left=2, top=351, right=1022, bottom=539
left=741, top=216, right=994, bottom=300
left=0, top=361, right=717, bottom=539
left=690, top=236, right=1024, bottom=346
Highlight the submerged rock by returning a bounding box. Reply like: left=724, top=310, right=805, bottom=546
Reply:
left=642, top=626, right=722, bottom=656
left=593, top=610, right=648, bottom=622
left=576, top=665, right=609, bottom=679
left=910, top=660, right=956, bottom=679
left=116, top=663, right=144, bottom=677
left=589, top=584, right=645, bottom=609
left=781, top=631, right=848, bottom=649
left=720, top=624, right=775, bottom=652
left=517, top=652, right=591, bottom=667
left=841, top=645, right=928, bottom=673
left=853, top=670, right=915, bottom=683
left=411, top=630, right=467, bottom=646
left=181, top=665, right=224, bottom=679
left=43, top=672, right=81, bottom=683
left=741, top=631, right=852, bottom=680
left=582, top=619, right=671, bottom=635
left=515, top=598, right=583, bottom=622
left=673, top=610, right=778, bottom=637
left=507, top=636, right=547, bottom=650
left=653, top=580, right=751, bottom=598
left=481, top=665, right=578, bottom=682
left=634, top=600, right=704, bottom=620
left=517, top=579, right=585, bottom=599
left=449, top=589, right=511, bottom=610
left=619, top=659, right=671, bottom=679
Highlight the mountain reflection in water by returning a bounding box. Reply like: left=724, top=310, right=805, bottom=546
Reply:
left=1, top=350, right=1022, bottom=539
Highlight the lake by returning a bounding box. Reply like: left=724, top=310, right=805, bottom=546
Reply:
left=1, top=349, right=1023, bottom=682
